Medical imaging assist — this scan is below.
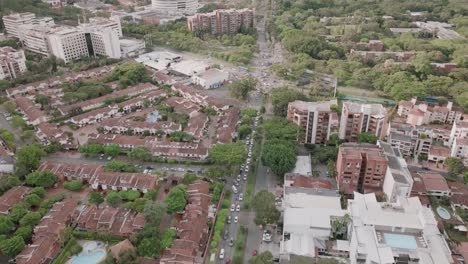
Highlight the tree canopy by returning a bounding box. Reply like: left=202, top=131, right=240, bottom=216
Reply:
left=166, top=185, right=188, bottom=214
left=25, top=170, right=57, bottom=188
left=252, top=190, right=280, bottom=226
left=209, top=142, right=247, bottom=167
left=228, top=77, right=257, bottom=100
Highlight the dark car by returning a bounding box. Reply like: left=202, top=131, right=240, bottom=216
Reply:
left=223, top=230, right=229, bottom=240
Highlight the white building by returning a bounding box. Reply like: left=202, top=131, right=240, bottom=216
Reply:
left=170, top=59, right=209, bottom=76
left=86, top=16, right=123, bottom=38
left=379, top=141, right=414, bottom=203
left=449, top=120, right=468, bottom=164
left=191, top=68, right=229, bottom=89
left=0, top=47, right=27, bottom=80
left=348, top=192, right=453, bottom=264
left=120, top=38, right=146, bottom=58
left=135, top=51, right=182, bottom=71
left=47, top=27, right=89, bottom=63
left=3, top=12, right=37, bottom=38
left=151, top=0, right=198, bottom=15
left=18, top=25, right=51, bottom=56
left=280, top=187, right=346, bottom=259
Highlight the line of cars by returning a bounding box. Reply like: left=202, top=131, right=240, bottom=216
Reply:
left=219, top=114, right=260, bottom=263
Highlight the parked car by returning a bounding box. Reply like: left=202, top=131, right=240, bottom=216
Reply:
left=223, top=230, right=229, bottom=240
left=227, top=215, right=231, bottom=224
left=219, top=249, right=225, bottom=259
left=234, top=216, right=238, bottom=223
left=252, top=250, right=257, bottom=256
left=239, top=193, right=244, bottom=201
left=236, top=204, right=241, bottom=212
left=262, top=230, right=272, bottom=242
left=229, top=238, right=234, bottom=247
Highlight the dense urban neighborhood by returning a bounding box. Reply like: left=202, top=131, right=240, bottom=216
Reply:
left=0, top=0, right=467, bottom=264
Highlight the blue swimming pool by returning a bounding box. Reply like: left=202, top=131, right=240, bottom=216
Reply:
left=70, top=241, right=106, bottom=264
left=146, top=111, right=162, bottom=123
left=437, top=207, right=451, bottom=220
left=384, top=233, right=418, bottom=250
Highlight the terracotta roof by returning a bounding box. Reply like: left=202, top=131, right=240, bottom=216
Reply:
left=0, top=186, right=31, bottom=214
left=110, top=239, right=135, bottom=259
left=411, top=172, right=450, bottom=193
left=429, top=145, right=450, bottom=157
left=284, top=174, right=333, bottom=190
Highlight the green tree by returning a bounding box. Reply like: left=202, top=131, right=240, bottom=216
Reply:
left=10, top=204, right=28, bottom=223
left=19, top=212, right=41, bottom=227
left=327, top=160, right=337, bottom=178
left=31, top=187, right=46, bottom=198
left=183, top=173, right=198, bottom=184
left=0, top=236, right=25, bottom=257
left=445, top=157, right=465, bottom=177
left=166, top=185, right=187, bottom=214
left=2, top=101, right=16, bottom=114
left=104, top=144, right=121, bottom=157
left=25, top=170, right=57, bottom=188
left=262, top=140, right=297, bottom=176
left=262, top=118, right=301, bottom=140
left=357, top=132, right=378, bottom=144
left=0, top=215, right=15, bottom=235
left=161, top=229, right=177, bottom=248
left=14, top=226, right=32, bottom=242
left=63, top=180, right=83, bottom=191
left=15, top=144, right=46, bottom=177
left=271, top=88, right=304, bottom=117
left=228, top=77, right=257, bottom=99
left=252, top=190, right=280, bottom=226
left=249, top=251, right=273, bottom=264
left=143, top=201, right=167, bottom=225
left=34, top=94, right=49, bottom=109
left=238, top=124, right=252, bottom=139
left=137, top=237, right=161, bottom=258
left=24, top=194, right=41, bottom=207
left=11, top=115, right=27, bottom=130
left=104, top=160, right=137, bottom=172
left=78, top=143, right=104, bottom=157
left=119, top=190, right=141, bottom=201
left=106, top=191, right=122, bottom=207
left=127, top=147, right=152, bottom=161
left=89, top=191, right=104, bottom=204
left=208, top=142, right=247, bottom=167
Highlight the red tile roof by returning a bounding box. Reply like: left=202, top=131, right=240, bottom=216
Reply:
left=0, top=186, right=31, bottom=214
left=411, top=172, right=450, bottom=193
left=284, top=174, right=333, bottom=190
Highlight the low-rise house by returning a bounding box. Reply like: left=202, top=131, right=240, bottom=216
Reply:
left=38, top=161, right=157, bottom=193
left=0, top=46, right=27, bottom=80
left=14, top=96, right=48, bottom=125
left=110, top=239, right=135, bottom=260
left=101, top=119, right=181, bottom=136
left=350, top=49, right=416, bottom=61
left=16, top=199, right=77, bottom=264
left=161, top=181, right=211, bottom=263
left=449, top=182, right=468, bottom=210
left=397, top=97, right=463, bottom=125
left=191, top=68, right=229, bottom=89
left=411, top=172, right=450, bottom=197
left=284, top=173, right=333, bottom=190
left=73, top=205, right=145, bottom=236
left=35, top=123, right=72, bottom=146
left=171, top=83, right=230, bottom=112
left=0, top=186, right=31, bottom=214
left=428, top=145, right=450, bottom=163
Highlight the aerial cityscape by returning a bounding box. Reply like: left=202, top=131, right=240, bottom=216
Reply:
left=0, top=0, right=467, bottom=263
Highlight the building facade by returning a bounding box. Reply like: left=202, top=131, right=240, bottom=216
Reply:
left=152, top=0, right=198, bottom=15
left=187, top=8, right=255, bottom=35
left=339, top=102, right=387, bottom=142
left=0, top=47, right=27, bottom=80
left=336, top=143, right=388, bottom=194
left=287, top=100, right=339, bottom=144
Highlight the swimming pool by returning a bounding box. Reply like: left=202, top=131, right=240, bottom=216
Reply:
left=146, top=111, right=162, bottom=123
left=437, top=207, right=451, bottom=220
left=383, top=233, right=418, bottom=250
left=69, top=241, right=106, bottom=264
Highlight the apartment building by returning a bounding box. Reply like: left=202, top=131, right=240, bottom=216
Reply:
left=347, top=193, right=453, bottom=264
left=287, top=100, right=339, bottom=144
left=449, top=120, right=468, bottom=164
left=3, top=12, right=43, bottom=38
left=398, top=97, right=464, bottom=125
left=47, top=27, right=89, bottom=63
left=187, top=8, right=255, bottom=35
left=3, top=13, right=123, bottom=63
left=336, top=143, right=388, bottom=194
left=0, top=47, right=27, bottom=80
left=339, top=102, right=387, bottom=142
left=152, top=0, right=198, bottom=15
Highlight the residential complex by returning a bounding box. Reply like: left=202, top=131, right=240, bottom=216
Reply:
left=3, top=13, right=124, bottom=63
left=187, top=8, right=256, bottom=35
left=0, top=47, right=27, bottom=80
left=397, top=97, right=463, bottom=126
left=336, top=143, right=388, bottom=194
left=339, top=102, right=387, bottom=142
left=152, top=0, right=198, bottom=15
left=287, top=100, right=339, bottom=144
left=348, top=193, right=452, bottom=264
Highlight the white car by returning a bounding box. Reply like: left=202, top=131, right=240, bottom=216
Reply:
left=177, top=168, right=185, bottom=172
left=234, top=216, right=239, bottom=223
left=236, top=204, right=241, bottom=212
left=230, top=204, right=235, bottom=212
left=219, top=249, right=225, bottom=259
left=239, top=193, right=244, bottom=201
